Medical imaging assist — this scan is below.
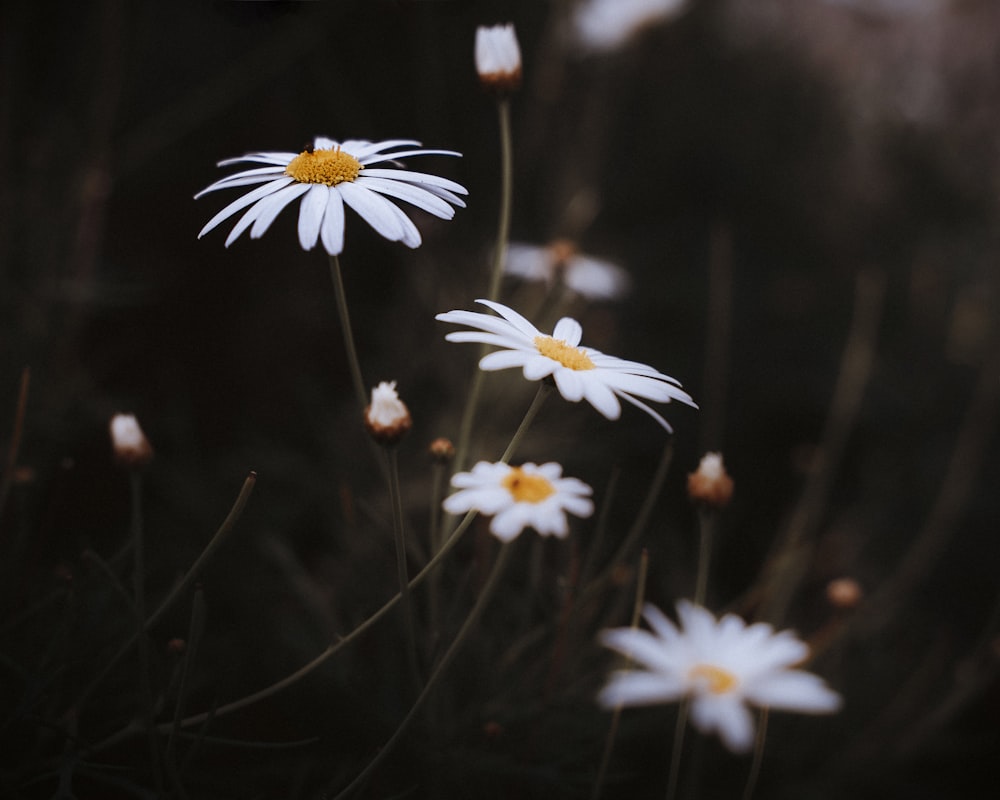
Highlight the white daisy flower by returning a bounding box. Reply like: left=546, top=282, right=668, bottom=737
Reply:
left=435, top=299, right=696, bottom=431
left=506, top=239, right=631, bottom=300
left=599, top=601, right=843, bottom=753
left=475, top=23, right=522, bottom=92
left=196, top=137, right=468, bottom=256
left=442, top=461, right=594, bottom=541
left=571, top=0, right=690, bottom=54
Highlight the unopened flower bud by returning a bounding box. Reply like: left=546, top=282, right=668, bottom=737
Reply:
left=166, top=637, right=187, bottom=655
left=475, top=23, right=522, bottom=93
left=109, top=413, right=154, bottom=469
left=687, top=452, right=733, bottom=509
left=826, top=577, right=863, bottom=610
left=429, top=437, right=455, bottom=464
left=364, top=381, right=412, bottom=446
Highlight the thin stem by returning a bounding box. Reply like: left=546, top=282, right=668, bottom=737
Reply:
left=593, top=549, right=650, bottom=800
left=166, top=587, right=206, bottom=768
left=69, top=472, right=256, bottom=719
left=328, top=253, right=368, bottom=417
left=486, top=97, right=513, bottom=305
left=665, top=698, right=690, bottom=800
left=580, top=439, right=674, bottom=605
left=500, top=382, right=550, bottom=464
left=387, top=447, right=421, bottom=693
left=130, top=471, right=163, bottom=792
left=162, top=390, right=545, bottom=736
left=330, top=541, right=516, bottom=800
left=741, top=708, right=769, bottom=800
left=450, top=96, right=515, bottom=481
left=693, top=509, right=716, bottom=607
left=755, top=270, right=885, bottom=625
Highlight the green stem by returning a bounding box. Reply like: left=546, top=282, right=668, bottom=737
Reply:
left=69, top=472, right=256, bottom=719
left=328, top=253, right=368, bottom=417
left=500, top=382, right=550, bottom=464
left=330, top=541, right=516, bottom=800
left=593, top=550, right=649, bottom=800
left=451, top=97, right=515, bottom=481
left=693, top=509, right=716, bottom=607
left=387, top=447, right=421, bottom=693
left=742, top=708, right=769, bottom=800
left=665, top=698, right=690, bottom=800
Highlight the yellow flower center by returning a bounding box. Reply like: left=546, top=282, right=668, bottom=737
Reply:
left=688, top=664, right=739, bottom=694
left=284, top=146, right=362, bottom=186
left=501, top=467, right=556, bottom=503
left=533, top=336, right=595, bottom=371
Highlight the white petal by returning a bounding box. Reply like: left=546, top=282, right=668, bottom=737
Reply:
left=297, top=185, right=329, bottom=250
left=320, top=186, right=346, bottom=255
left=552, top=317, right=584, bottom=346
left=358, top=175, right=456, bottom=219
left=198, top=177, right=294, bottom=238
left=521, top=355, right=558, bottom=381
left=475, top=299, right=543, bottom=338
left=690, top=695, right=755, bottom=753
left=580, top=375, right=622, bottom=419
left=553, top=368, right=586, bottom=402
left=479, top=349, right=533, bottom=370
left=338, top=182, right=406, bottom=242
left=744, top=672, right=842, bottom=713
left=600, top=628, right=683, bottom=674
left=598, top=670, right=685, bottom=708
left=250, top=183, right=311, bottom=238
left=359, top=168, right=468, bottom=196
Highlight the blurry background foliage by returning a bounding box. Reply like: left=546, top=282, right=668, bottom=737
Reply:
left=1, top=0, right=999, bottom=798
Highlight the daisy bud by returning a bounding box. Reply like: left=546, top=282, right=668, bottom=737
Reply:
left=166, top=637, right=187, bottom=655
left=475, top=23, right=522, bottom=93
left=364, top=381, right=412, bottom=446
left=109, top=413, right=154, bottom=469
left=687, top=452, right=733, bottom=509
left=826, top=577, right=863, bottom=610
left=429, top=437, right=456, bottom=464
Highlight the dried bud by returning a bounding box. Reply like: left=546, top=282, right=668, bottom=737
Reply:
left=429, top=437, right=456, bottom=464
left=364, top=381, right=412, bottom=446
left=475, top=23, right=522, bottom=93
left=826, top=577, right=863, bottom=610
left=687, top=452, right=733, bottom=509
left=109, top=413, right=154, bottom=469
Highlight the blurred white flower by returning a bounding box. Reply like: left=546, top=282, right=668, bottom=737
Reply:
left=505, top=240, right=631, bottom=300
left=475, top=23, right=522, bottom=91
left=443, top=461, right=593, bottom=541
left=599, top=601, right=842, bottom=753
left=196, top=137, right=467, bottom=256
left=571, top=0, right=689, bottom=54
left=109, top=413, right=153, bottom=468
left=436, top=299, right=695, bottom=431
left=364, top=381, right=412, bottom=445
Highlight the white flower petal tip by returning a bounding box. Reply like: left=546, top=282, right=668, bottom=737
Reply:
left=598, top=601, right=842, bottom=753
left=442, top=461, right=594, bottom=541
left=436, top=299, right=696, bottom=431
left=196, top=138, right=467, bottom=256
left=505, top=240, right=631, bottom=300
left=571, top=0, right=690, bottom=54
left=475, top=23, right=522, bottom=91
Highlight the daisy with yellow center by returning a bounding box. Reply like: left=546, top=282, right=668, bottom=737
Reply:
left=504, top=240, right=631, bottom=300
left=598, top=601, right=842, bottom=753
left=196, top=137, right=468, bottom=256
left=442, top=461, right=594, bottom=541
left=436, top=299, right=696, bottom=431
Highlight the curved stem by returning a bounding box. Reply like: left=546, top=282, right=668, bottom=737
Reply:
left=328, top=253, right=368, bottom=417
left=69, top=472, right=256, bottom=719
left=330, top=541, right=516, bottom=800
left=387, top=447, right=421, bottom=693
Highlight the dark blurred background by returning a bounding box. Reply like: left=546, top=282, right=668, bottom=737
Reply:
left=1, top=1, right=999, bottom=798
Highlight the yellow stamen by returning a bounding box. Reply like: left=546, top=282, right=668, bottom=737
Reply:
left=502, top=467, right=556, bottom=503
left=533, top=335, right=595, bottom=370
left=688, top=664, right=739, bottom=694
left=284, top=146, right=362, bottom=186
